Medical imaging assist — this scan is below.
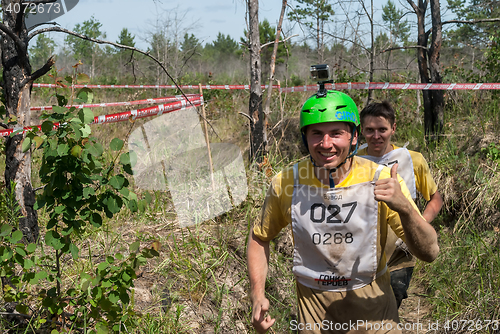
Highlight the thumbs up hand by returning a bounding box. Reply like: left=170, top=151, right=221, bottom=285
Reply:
left=374, top=164, right=411, bottom=214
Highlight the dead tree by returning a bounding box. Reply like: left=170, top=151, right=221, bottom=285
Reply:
left=0, top=0, right=58, bottom=242
left=407, top=0, right=444, bottom=140
left=248, top=0, right=266, bottom=163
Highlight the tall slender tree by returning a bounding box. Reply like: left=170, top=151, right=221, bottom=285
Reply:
left=288, top=0, right=334, bottom=62
left=407, top=0, right=444, bottom=139
left=248, top=0, right=266, bottom=162
left=65, top=16, right=103, bottom=78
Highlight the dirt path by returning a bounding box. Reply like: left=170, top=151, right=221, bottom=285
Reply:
left=399, top=283, right=433, bottom=334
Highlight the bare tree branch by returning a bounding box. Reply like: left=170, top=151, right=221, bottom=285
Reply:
left=260, top=34, right=298, bottom=49
left=323, top=31, right=370, bottom=53
left=0, top=22, right=27, bottom=56
left=406, top=0, right=419, bottom=14
left=22, top=0, right=57, bottom=3
left=381, top=45, right=428, bottom=52
left=238, top=112, right=253, bottom=123
left=442, top=18, right=500, bottom=25
left=358, top=0, right=373, bottom=25
left=21, top=55, right=56, bottom=86
left=263, top=0, right=287, bottom=117
left=28, top=21, right=59, bottom=33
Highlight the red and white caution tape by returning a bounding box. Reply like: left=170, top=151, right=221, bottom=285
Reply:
left=33, top=82, right=500, bottom=91
left=0, top=96, right=203, bottom=137
left=32, top=83, right=280, bottom=90
left=280, top=82, right=500, bottom=92
left=31, top=94, right=199, bottom=111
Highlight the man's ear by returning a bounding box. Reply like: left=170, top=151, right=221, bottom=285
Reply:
left=352, top=128, right=358, bottom=145
left=392, top=122, right=396, bottom=134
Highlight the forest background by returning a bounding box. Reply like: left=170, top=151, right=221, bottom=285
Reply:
left=0, top=0, right=499, bottom=332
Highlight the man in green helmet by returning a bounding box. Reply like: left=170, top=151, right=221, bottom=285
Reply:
left=247, top=90, right=439, bottom=333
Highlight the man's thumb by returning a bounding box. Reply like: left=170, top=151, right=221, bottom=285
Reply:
left=391, top=163, right=399, bottom=179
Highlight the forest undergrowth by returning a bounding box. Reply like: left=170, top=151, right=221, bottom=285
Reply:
left=1, top=82, right=499, bottom=333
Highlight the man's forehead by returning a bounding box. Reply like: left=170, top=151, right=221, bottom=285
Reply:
left=361, top=115, right=393, bottom=127
left=307, top=122, right=351, bottom=131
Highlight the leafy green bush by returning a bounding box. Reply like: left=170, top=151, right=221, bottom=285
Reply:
left=0, top=66, right=158, bottom=333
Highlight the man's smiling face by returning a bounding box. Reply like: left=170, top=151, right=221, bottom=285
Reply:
left=306, top=122, right=357, bottom=169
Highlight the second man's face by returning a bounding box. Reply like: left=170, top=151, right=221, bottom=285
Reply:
left=361, top=116, right=396, bottom=157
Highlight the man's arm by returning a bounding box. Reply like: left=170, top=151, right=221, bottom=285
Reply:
left=374, top=164, right=439, bottom=263
left=422, top=191, right=443, bottom=223
left=247, top=231, right=275, bottom=333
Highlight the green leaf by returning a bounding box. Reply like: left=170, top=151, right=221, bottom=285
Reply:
left=0, top=224, right=13, bottom=236
left=36, top=270, right=48, bottom=281
left=119, top=188, right=130, bottom=197
left=105, top=195, right=122, bottom=214
left=11, top=230, right=23, bottom=243
left=15, top=246, right=27, bottom=257
left=122, top=271, right=131, bottom=283
left=127, top=199, right=138, bottom=212
left=119, top=152, right=130, bottom=165
left=77, top=73, right=91, bottom=84
left=108, top=291, right=120, bottom=304
left=96, top=321, right=109, bottom=334
left=16, top=304, right=29, bottom=315
left=83, top=187, right=95, bottom=198
left=70, top=145, right=82, bottom=157
left=109, top=175, right=125, bottom=190
left=54, top=206, right=66, bottom=214
left=41, top=121, right=54, bottom=133
left=81, top=124, right=91, bottom=138
left=23, top=258, right=34, bottom=270
left=119, top=290, right=130, bottom=305
left=69, top=243, right=79, bottom=260
left=138, top=199, right=148, bottom=212
left=57, top=143, right=69, bottom=156
left=45, top=231, right=65, bottom=250
left=78, top=107, right=94, bottom=124
left=129, top=241, right=140, bottom=253
left=26, top=243, right=37, bottom=253
left=144, top=192, right=152, bottom=204
left=52, top=105, right=67, bottom=114
left=33, top=136, right=44, bottom=149
left=21, top=137, right=32, bottom=152
left=97, top=262, right=108, bottom=271
left=110, top=138, right=124, bottom=151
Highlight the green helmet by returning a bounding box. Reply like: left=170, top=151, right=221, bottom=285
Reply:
left=300, top=90, right=360, bottom=132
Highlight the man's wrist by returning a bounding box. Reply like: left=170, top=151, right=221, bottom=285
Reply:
left=396, top=200, right=413, bottom=217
